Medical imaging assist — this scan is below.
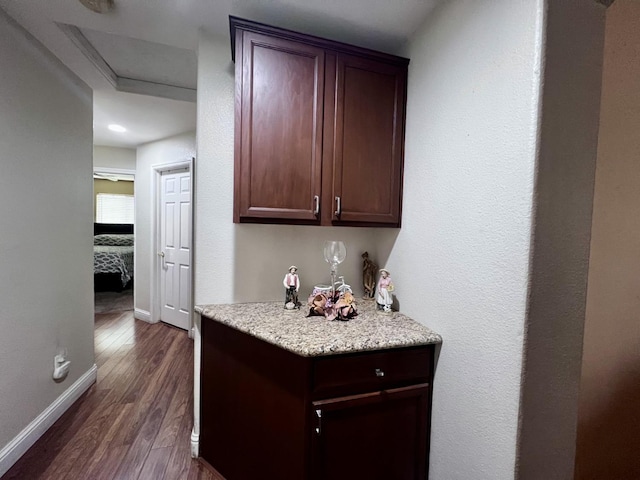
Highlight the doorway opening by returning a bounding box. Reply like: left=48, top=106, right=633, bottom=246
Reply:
left=93, top=167, right=135, bottom=315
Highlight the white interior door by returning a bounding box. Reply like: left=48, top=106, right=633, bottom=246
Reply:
left=160, top=168, right=191, bottom=330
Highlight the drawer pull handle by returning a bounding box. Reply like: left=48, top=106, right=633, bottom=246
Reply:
left=315, top=409, right=322, bottom=435
left=375, top=368, right=385, bottom=377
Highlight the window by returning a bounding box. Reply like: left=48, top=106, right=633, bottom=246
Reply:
left=96, top=193, right=134, bottom=224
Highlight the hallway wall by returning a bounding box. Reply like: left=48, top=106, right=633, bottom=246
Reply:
left=93, top=145, right=136, bottom=171
left=516, top=1, right=605, bottom=478
left=384, top=1, right=543, bottom=476
left=576, top=1, right=640, bottom=478
left=135, top=132, right=196, bottom=316
left=0, top=8, right=94, bottom=475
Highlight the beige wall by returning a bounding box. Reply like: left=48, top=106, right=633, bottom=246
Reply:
left=194, top=34, right=388, bottom=308
left=0, top=8, right=94, bottom=474
left=93, top=145, right=136, bottom=170
left=93, top=179, right=134, bottom=221
left=576, top=1, right=640, bottom=478
left=135, top=132, right=196, bottom=315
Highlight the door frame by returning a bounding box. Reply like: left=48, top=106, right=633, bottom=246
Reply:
left=150, top=158, right=195, bottom=336
left=93, top=166, right=136, bottom=180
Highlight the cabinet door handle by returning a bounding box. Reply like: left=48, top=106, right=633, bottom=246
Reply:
left=313, top=195, right=319, bottom=215
left=375, top=368, right=385, bottom=377
left=315, top=409, right=322, bottom=435
left=334, top=196, right=341, bottom=216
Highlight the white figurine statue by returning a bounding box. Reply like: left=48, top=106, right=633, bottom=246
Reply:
left=283, top=265, right=301, bottom=309
left=376, top=269, right=394, bottom=313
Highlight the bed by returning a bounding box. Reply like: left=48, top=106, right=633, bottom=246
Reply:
left=94, top=223, right=134, bottom=292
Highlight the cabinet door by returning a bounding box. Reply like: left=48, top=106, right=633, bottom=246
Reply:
left=330, top=54, right=407, bottom=226
left=235, top=31, right=325, bottom=222
left=311, top=384, right=430, bottom=480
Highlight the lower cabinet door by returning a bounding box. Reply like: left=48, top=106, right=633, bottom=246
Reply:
left=311, top=383, right=430, bottom=480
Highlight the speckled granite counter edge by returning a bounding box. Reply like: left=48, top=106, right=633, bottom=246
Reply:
left=195, top=302, right=442, bottom=357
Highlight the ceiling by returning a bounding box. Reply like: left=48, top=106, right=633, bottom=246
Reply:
left=93, top=90, right=197, bottom=148
left=80, top=26, right=197, bottom=90
left=0, top=0, right=442, bottom=148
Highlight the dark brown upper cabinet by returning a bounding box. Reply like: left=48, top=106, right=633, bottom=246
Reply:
left=231, top=17, right=408, bottom=227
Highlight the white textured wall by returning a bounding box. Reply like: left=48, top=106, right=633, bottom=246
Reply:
left=194, top=32, right=386, bottom=306
left=135, top=132, right=196, bottom=314
left=381, top=1, right=543, bottom=477
left=517, top=1, right=605, bottom=479
left=576, top=1, right=640, bottom=478
left=93, top=145, right=136, bottom=171
left=0, top=7, right=94, bottom=459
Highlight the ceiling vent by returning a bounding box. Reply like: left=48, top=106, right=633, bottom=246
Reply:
left=79, top=0, right=114, bottom=14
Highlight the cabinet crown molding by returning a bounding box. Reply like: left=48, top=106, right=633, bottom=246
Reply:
left=229, top=15, right=409, bottom=66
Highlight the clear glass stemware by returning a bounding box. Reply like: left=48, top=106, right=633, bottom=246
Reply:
left=323, top=241, right=346, bottom=297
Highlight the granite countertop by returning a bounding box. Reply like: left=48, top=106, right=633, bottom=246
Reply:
left=195, top=300, right=442, bottom=357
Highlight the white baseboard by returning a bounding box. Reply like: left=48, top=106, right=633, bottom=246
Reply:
left=0, top=364, right=97, bottom=477
left=190, top=427, right=199, bottom=458
left=134, top=308, right=153, bottom=323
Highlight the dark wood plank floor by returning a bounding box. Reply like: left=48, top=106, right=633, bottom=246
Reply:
left=3, top=311, right=225, bottom=480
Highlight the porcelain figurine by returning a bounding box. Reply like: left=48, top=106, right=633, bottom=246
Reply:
left=362, top=251, right=378, bottom=300
left=283, top=265, right=301, bottom=309
left=376, top=268, right=394, bottom=313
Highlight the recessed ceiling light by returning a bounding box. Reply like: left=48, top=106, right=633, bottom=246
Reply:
left=108, top=124, right=126, bottom=133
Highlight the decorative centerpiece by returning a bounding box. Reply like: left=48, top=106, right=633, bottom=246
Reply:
left=307, top=286, right=357, bottom=321
left=306, top=241, right=358, bottom=321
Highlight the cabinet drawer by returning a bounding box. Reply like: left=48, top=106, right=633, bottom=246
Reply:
left=312, top=346, right=432, bottom=399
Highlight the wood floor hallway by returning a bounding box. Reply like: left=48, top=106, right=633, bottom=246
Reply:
left=2, top=311, right=223, bottom=480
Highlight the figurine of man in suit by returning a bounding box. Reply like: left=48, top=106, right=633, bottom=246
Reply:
left=283, top=265, right=301, bottom=309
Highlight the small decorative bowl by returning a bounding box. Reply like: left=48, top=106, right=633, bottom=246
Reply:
left=312, top=285, right=332, bottom=295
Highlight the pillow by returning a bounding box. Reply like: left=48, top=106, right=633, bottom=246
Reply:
left=94, top=234, right=134, bottom=246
